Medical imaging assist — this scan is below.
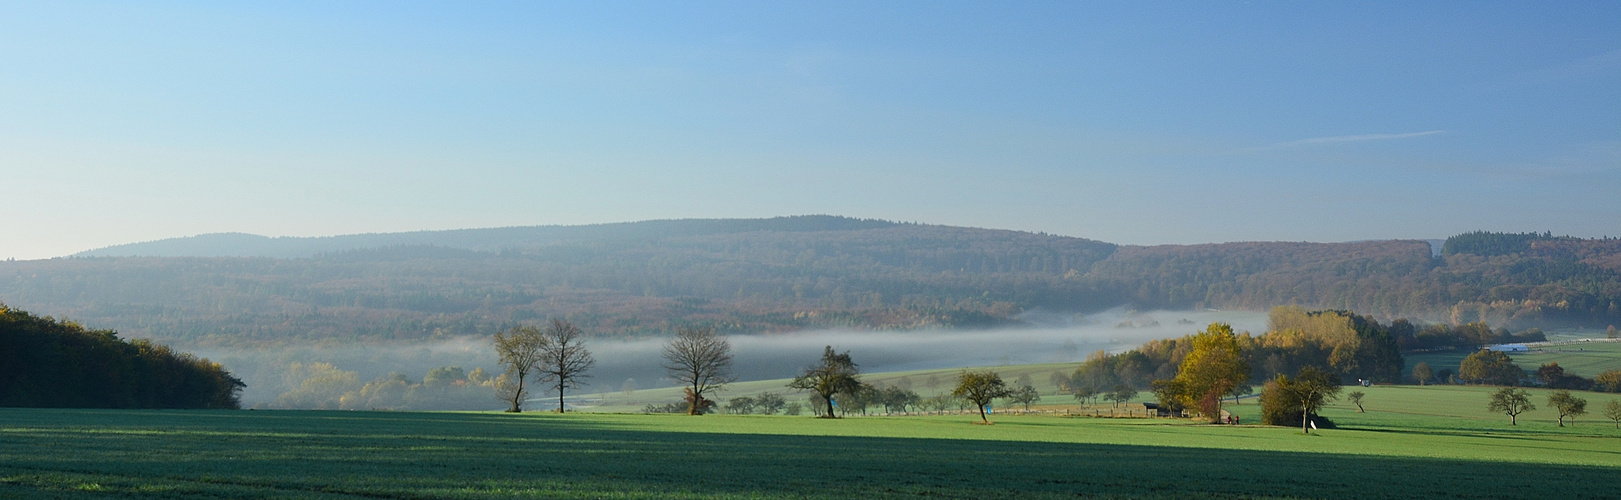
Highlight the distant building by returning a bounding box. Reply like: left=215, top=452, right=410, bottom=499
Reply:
left=1142, top=402, right=1171, bottom=417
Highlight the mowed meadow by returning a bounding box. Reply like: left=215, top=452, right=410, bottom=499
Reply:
left=5, top=383, right=1621, bottom=499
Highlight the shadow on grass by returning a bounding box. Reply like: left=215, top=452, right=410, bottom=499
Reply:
left=1, top=409, right=1616, bottom=499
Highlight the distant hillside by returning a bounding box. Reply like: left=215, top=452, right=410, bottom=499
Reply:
left=73, top=216, right=898, bottom=258
left=5, top=219, right=1619, bottom=346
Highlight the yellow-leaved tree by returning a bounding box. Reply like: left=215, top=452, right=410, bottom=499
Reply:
left=1155, top=323, right=1249, bottom=423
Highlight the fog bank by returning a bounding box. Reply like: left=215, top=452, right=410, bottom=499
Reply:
left=201, top=309, right=1265, bottom=408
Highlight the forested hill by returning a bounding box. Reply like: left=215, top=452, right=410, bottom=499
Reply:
left=4, top=219, right=1619, bottom=346
left=73, top=216, right=901, bottom=258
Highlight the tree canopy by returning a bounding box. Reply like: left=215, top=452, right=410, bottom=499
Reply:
left=1547, top=390, right=1587, bottom=427
left=493, top=325, right=546, bottom=412
left=0, top=304, right=243, bottom=409
left=788, top=346, right=863, bottom=418
left=1156, top=323, right=1249, bottom=423
left=1487, top=387, right=1536, bottom=425
left=1260, top=366, right=1341, bottom=432
left=952, top=370, right=1012, bottom=423
left=1460, top=351, right=1524, bottom=386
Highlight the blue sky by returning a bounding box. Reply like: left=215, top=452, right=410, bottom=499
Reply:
left=2, top=1, right=1618, bottom=259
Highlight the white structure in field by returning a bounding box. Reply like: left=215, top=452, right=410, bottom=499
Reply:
left=1487, top=344, right=1529, bottom=353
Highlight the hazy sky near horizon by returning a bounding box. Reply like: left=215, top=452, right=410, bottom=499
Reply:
left=3, top=2, right=1618, bottom=260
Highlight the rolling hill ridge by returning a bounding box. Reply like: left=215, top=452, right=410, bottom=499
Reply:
left=4, top=217, right=1617, bottom=346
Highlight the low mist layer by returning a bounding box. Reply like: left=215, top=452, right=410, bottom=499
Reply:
left=202, top=309, right=1265, bottom=409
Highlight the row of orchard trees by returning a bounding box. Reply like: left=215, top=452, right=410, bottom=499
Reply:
left=0, top=303, right=243, bottom=409
left=1483, top=386, right=1620, bottom=427
left=781, top=346, right=1038, bottom=422
left=490, top=320, right=741, bottom=415
left=491, top=319, right=1041, bottom=422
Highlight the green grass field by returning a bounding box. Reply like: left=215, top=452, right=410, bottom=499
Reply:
left=5, top=383, right=1621, bottom=499
left=1405, top=339, right=1621, bottom=380
left=578, top=363, right=1079, bottom=413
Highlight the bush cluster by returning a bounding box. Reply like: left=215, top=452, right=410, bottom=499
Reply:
left=0, top=304, right=243, bottom=409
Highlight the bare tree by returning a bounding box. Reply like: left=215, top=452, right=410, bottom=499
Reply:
left=538, top=319, right=594, bottom=413
left=661, top=327, right=735, bottom=415
left=493, top=325, right=546, bottom=412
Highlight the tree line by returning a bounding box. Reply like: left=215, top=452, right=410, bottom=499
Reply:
left=0, top=303, right=243, bottom=409
left=268, top=362, right=499, bottom=410
left=1060, top=307, right=1404, bottom=399
left=1047, top=307, right=1405, bottom=428
left=490, top=321, right=1041, bottom=423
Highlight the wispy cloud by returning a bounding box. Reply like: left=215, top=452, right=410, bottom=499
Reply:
left=1234, top=130, right=1446, bottom=153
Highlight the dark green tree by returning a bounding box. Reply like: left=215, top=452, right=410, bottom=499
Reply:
left=1007, top=384, right=1041, bottom=410
left=1347, top=390, right=1365, bottom=412
left=0, top=304, right=243, bottom=409
left=1412, top=362, right=1433, bottom=385
left=1260, top=366, right=1341, bottom=433
left=952, top=370, right=1012, bottom=423
left=1107, top=385, right=1139, bottom=408
left=1487, top=387, right=1535, bottom=425
left=1227, top=384, right=1253, bottom=405
left=1547, top=390, right=1587, bottom=427
left=877, top=386, right=919, bottom=413
left=727, top=396, right=756, bottom=414
left=754, top=392, right=787, bottom=414
left=1459, top=351, right=1523, bottom=386
left=788, top=346, right=862, bottom=418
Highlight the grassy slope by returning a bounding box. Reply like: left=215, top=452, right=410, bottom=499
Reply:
left=1405, top=340, right=1621, bottom=379
left=5, top=383, right=1621, bottom=499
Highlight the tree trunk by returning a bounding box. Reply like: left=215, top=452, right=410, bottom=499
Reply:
left=558, top=388, right=566, bottom=414
left=1301, top=395, right=1310, bottom=434
left=509, top=379, right=525, bottom=413
left=978, top=403, right=988, bottom=423
left=824, top=394, right=835, bottom=418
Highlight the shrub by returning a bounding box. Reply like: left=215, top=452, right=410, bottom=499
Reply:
left=1593, top=370, right=1621, bottom=393
left=1258, top=368, right=1339, bottom=430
